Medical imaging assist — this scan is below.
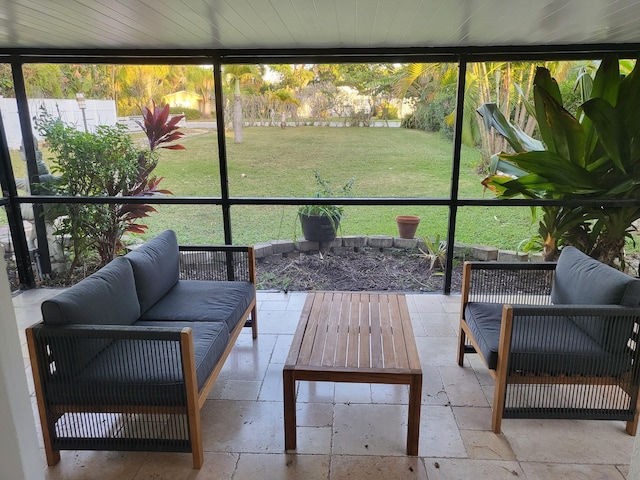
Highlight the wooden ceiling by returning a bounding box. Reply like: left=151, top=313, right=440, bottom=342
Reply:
left=1, top=0, right=640, bottom=53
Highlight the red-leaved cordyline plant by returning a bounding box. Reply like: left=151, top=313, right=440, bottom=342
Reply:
left=136, top=102, right=186, bottom=151
left=122, top=103, right=185, bottom=238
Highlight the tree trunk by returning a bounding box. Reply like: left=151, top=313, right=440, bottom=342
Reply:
left=233, top=93, right=243, bottom=143
left=591, top=236, right=626, bottom=269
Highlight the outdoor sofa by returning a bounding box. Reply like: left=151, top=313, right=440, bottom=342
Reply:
left=26, top=229, right=257, bottom=469
left=457, top=246, right=640, bottom=434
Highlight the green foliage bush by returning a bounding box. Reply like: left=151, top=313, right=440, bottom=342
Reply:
left=35, top=114, right=148, bottom=267
left=402, top=91, right=454, bottom=138
left=34, top=104, right=182, bottom=269
left=375, top=101, right=399, bottom=120
left=169, top=106, right=200, bottom=120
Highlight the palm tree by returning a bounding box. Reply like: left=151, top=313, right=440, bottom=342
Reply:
left=223, top=64, right=261, bottom=143
left=185, top=65, right=214, bottom=117
left=271, top=89, right=300, bottom=128
left=115, top=65, right=172, bottom=114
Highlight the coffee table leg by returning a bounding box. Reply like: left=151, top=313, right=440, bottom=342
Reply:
left=283, top=369, right=296, bottom=450
left=407, top=373, right=422, bottom=456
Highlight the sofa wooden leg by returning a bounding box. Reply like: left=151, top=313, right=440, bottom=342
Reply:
left=44, top=444, right=61, bottom=466
left=491, top=306, right=513, bottom=435
left=457, top=325, right=466, bottom=367
left=251, top=304, right=258, bottom=339
left=491, top=409, right=503, bottom=434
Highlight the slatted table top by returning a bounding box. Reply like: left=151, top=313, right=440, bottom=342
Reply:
left=285, top=291, right=421, bottom=375
left=283, top=291, right=423, bottom=455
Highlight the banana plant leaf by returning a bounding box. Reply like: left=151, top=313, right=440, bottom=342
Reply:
left=476, top=103, right=543, bottom=152
left=533, top=86, right=586, bottom=167
left=617, top=56, right=640, bottom=144
left=497, top=151, right=599, bottom=191
left=533, top=67, right=562, bottom=153
left=582, top=97, right=630, bottom=173
left=488, top=154, right=529, bottom=177
left=590, top=55, right=620, bottom=107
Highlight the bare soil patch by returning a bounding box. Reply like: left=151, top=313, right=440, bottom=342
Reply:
left=255, top=247, right=463, bottom=293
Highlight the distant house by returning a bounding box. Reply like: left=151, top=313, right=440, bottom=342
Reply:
left=163, top=90, right=202, bottom=110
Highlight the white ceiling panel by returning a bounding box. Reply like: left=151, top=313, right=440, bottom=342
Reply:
left=0, top=0, right=639, bottom=52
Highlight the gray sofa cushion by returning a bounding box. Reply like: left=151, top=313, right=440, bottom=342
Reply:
left=465, top=302, right=631, bottom=375
left=46, top=322, right=230, bottom=405
left=134, top=321, right=230, bottom=391
left=41, top=256, right=140, bottom=326
left=140, top=280, right=255, bottom=332
left=551, top=246, right=640, bottom=350
left=126, top=229, right=180, bottom=314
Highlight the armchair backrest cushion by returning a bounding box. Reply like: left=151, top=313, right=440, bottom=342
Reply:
left=41, top=256, right=140, bottom=325
left=125, top=229, right=180, bottom=314
left=551, top=246, right=640, bottom=352
left=551, top=246, right=640, bottom=307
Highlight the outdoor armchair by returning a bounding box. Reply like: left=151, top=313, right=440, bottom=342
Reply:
left=457, top=246, right=640, bottom=434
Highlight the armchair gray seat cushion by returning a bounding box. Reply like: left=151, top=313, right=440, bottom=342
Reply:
left=465, top=302, right=631, bottom=375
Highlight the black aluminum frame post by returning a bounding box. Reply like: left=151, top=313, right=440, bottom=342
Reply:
left=444, top=56, right=468, bottom=294
left=11, top=59, right=52, bottom=278
left=0, top=113, right=35, bottom=288
left=213, top=61, right=233, bottom=246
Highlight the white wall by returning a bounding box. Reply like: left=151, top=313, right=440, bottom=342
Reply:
left=0, top=97, right=117, bottom=150
left=0, top=247, right=44, bottom=480
left=630, top=437, right=640, bottom=479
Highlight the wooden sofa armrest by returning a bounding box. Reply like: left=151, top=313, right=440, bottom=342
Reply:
left=27, top=323, right=195, bottom=399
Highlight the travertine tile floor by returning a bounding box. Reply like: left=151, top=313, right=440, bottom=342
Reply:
left=13, top=289, right=635, bottom=479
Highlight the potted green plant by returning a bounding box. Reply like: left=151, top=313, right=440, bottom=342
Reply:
left=298, top=170, right=355, bottom=242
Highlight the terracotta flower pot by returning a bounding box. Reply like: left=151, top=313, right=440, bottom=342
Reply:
left=396, top=215, right=420, bottom=239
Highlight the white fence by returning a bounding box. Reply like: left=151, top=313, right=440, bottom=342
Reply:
left=0, top=97, right=117, bottom=150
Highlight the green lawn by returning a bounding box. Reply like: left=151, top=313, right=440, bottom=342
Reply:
left=146, top=126, right=534, bottom=248
left=11, top=126, right=536, bottom=250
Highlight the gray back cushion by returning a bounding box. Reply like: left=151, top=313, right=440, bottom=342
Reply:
left=125, top=229, right=180, bottom=314
left=41, top=256, right=140, bottom=325
left=552, top=246, right=640, bottom=307
left=552, top=246, right=640, bottom=352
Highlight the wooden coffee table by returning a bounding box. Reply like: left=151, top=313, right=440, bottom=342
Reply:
left=283, top=291, right=422, bottom=455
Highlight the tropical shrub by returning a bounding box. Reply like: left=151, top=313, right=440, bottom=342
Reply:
left=35, top=104, right=184, bottom=269
left=479, top=55, right=640, bottom=268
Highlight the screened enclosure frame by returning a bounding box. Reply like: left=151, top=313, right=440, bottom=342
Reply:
left=2, top=43, right=640, bottom=292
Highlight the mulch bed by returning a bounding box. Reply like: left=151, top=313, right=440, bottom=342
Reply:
left=7, top=246, right=462, bottom=294
left=255, top=247, right=463, bottom=293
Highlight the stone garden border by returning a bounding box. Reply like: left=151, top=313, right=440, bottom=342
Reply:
left=253, top=235, right=545, bottom=263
